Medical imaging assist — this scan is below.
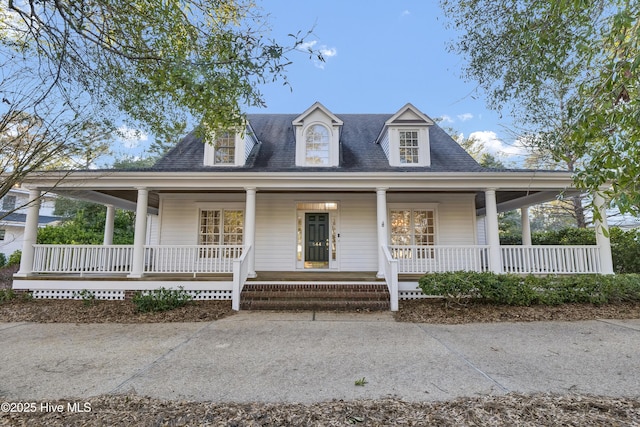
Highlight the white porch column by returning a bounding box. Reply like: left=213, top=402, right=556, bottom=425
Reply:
left=128, top=188, right=149, bottom=278
left=15, top=189, right=41, bottom=277
left=376, top=188, right=388, bottom=278
left=485, top=189, right=502, bottom=273
left=594, top=192, right=614, bottom=274
left=244, top=187, right=257, bottom=278
left=521, top=206, right=532, bottom=246
left=103, top=204, right=115, bottom=245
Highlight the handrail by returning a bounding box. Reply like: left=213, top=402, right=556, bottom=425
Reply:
left=232, top=245, right=252, bottom=311
left=381, top=245, right=399, bottom=311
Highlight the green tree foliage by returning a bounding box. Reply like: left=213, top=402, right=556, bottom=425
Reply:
left=39, top=198, right=135, bottom=244
left=2, top=0, right=319, bottom=147
left=441, top=0, right=640, bottom=217
left=0, top=1, right=318, bottom=202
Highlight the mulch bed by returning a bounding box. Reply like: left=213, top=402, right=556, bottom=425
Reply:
left=1, top=393, right=638, bottom=426
left=0, top=299, right=234, bottom=323
left=395, top=299, right=640, bottom=324
left=2, top=297, right=640, bottom=324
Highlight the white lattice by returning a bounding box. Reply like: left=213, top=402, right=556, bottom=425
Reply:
left=32, top=290, right=125, bottom=300
left=399, top=290, right=431, bottom=300
left=189, top=290, right=232, bottom=300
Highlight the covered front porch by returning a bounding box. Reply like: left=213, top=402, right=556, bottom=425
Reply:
left=13, top=171, right=615, bottom=312
left=14, top=239, right=610, bottom=311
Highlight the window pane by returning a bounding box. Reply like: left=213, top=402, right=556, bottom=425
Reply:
left=214, top=132, right=235, bottom=164
left=399, top=130, right=419, bottom=164
left=305, top=125, right=329, bottom=165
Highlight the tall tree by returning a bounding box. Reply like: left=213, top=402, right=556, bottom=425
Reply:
left=0, top=1, right=319, bottom=201
left=440, top=0, right=640, bottom=217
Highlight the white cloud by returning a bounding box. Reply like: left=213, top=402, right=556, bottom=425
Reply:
left=439, top=115, right=454, bottom=124
left=469, top=131, right=528, bottom=157
left=297, top=40, right=337, bottom=69
left=117, top=126, right=148, bottom=149
left=320, top=47, right=337, bottom=57
left=297, top=40, right=317, bottom=51
left=401, top=10, right=411, bottom=17
left=457, top=113, right=474, bottom=122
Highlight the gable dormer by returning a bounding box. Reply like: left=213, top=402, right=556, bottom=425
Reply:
left=377, top=103, right=434, bottom=167
left=293, top=102, right=343, bottom=167
left=203, top=121, right=259, bottom=167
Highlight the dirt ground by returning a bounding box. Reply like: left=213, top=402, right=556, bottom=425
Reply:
left=2, top=296, right=640, bottom=426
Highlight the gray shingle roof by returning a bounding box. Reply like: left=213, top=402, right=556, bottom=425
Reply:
left=152, top=113, right=485, bottom=172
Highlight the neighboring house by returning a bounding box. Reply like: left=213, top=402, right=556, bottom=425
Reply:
left=12, top=103, right=614, bottom=310
left=0, top=188, right=60, bottom=259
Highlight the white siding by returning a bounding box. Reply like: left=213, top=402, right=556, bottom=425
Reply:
left=336, top=194, right=377, bottom=271
left=255, top=194, right=297, bottom=271
left=387, top=193, right=476, bottom=245
left=379, top=130, right=390, bottom=160
left=244, top=132, right=256, bottom=162
left=157, top=192, right=478, bottom=272
left=159, top=193, right=245, bottom=245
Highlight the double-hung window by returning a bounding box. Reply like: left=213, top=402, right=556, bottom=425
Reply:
left=390, top=209, right=435, bottom=258
left=398, top=130, right=419, bottom=164
left=198, top=209, right=244, bottom=257
left=214, top=132, right=236, bottom=165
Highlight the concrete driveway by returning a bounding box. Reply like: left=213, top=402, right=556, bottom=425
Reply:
left=1, top=312, right=639, bottom=403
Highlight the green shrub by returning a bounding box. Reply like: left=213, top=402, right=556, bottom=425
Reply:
left=7, top=250, right=21, bottom=266
left=418, top=271, right=640, bottom=307
left=132, top=287, right=193, bottom=313
left=418, top=271, right=484, bottom=306
left=74, top=289, right=97, bottom=307
left=0, top=288, right=16, bottom=303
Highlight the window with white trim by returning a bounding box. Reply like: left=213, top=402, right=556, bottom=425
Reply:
left=305, top=124, right=330, bottom=165
left=2, top=195, right=16, bottom=211
left=399, top=130, right=419, bottom=164
left=0, top=229, right=5, bottom=241
left=390, top=209, right=435, bottom=258
left=198, top=209, right=244, bottom=257
left=214, top=132, right=235, bottom=164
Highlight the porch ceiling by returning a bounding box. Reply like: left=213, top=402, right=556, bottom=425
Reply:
left=53, top=187, right=580, bottom=216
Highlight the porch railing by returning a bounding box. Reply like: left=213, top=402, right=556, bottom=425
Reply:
left=33, top=244, right=134, bottom=274
left=381, top=246, right=399, bottom=311
left=232, top=245, right=252, bottom=311
left=144, top=245, right=243, bottom=274
left=389, top=245, right=490, bottom=274
left=500, top=245, right=601, bottom=274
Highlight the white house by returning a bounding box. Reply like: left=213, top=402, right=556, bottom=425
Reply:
left=0, top=187, right=59, bottom=259
left=12, top=103, right=614, bottom=310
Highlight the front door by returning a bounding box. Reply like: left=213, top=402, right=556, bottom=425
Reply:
left=305, top=213, right=329, bottom=267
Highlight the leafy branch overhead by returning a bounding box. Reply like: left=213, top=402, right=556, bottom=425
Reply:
left=440, top=0, right=640, bottom=216
left=2, top=0, right=321, bottom=146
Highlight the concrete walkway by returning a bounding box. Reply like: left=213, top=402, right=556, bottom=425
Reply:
left=1, top=312, right=639, bottom=403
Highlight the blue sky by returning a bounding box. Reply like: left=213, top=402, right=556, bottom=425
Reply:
left=116, top=1, right=526, bottom=164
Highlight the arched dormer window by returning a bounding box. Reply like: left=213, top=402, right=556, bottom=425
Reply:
left=305, top=124, right=330, bottom=165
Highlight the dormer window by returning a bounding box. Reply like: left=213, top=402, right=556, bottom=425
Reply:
left=305, top=124, right=330, bottom=165
left=399, top=130, right=419, bottom=164
left=203, top=124, right=259, bottom=167
left=376, top=103, right=434, bottom=167
left=214, top=132, right=235, bottom=164
left=293, top=102, right=343, bottom=167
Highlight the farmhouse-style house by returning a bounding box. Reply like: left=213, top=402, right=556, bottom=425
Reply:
left=13, top=103, right=614, bottom=310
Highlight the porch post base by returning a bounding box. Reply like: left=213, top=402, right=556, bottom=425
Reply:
left=127, top=273, right=145, bottom=279
left=376, top=271, right=385, bottom=279
left=247, top=272, right=257, bottom=279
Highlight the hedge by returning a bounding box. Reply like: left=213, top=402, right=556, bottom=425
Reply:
left=418, top=271, right=640, bottom=306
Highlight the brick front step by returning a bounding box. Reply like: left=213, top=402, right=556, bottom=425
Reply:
left=240, top=283, right=390, bottom=311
